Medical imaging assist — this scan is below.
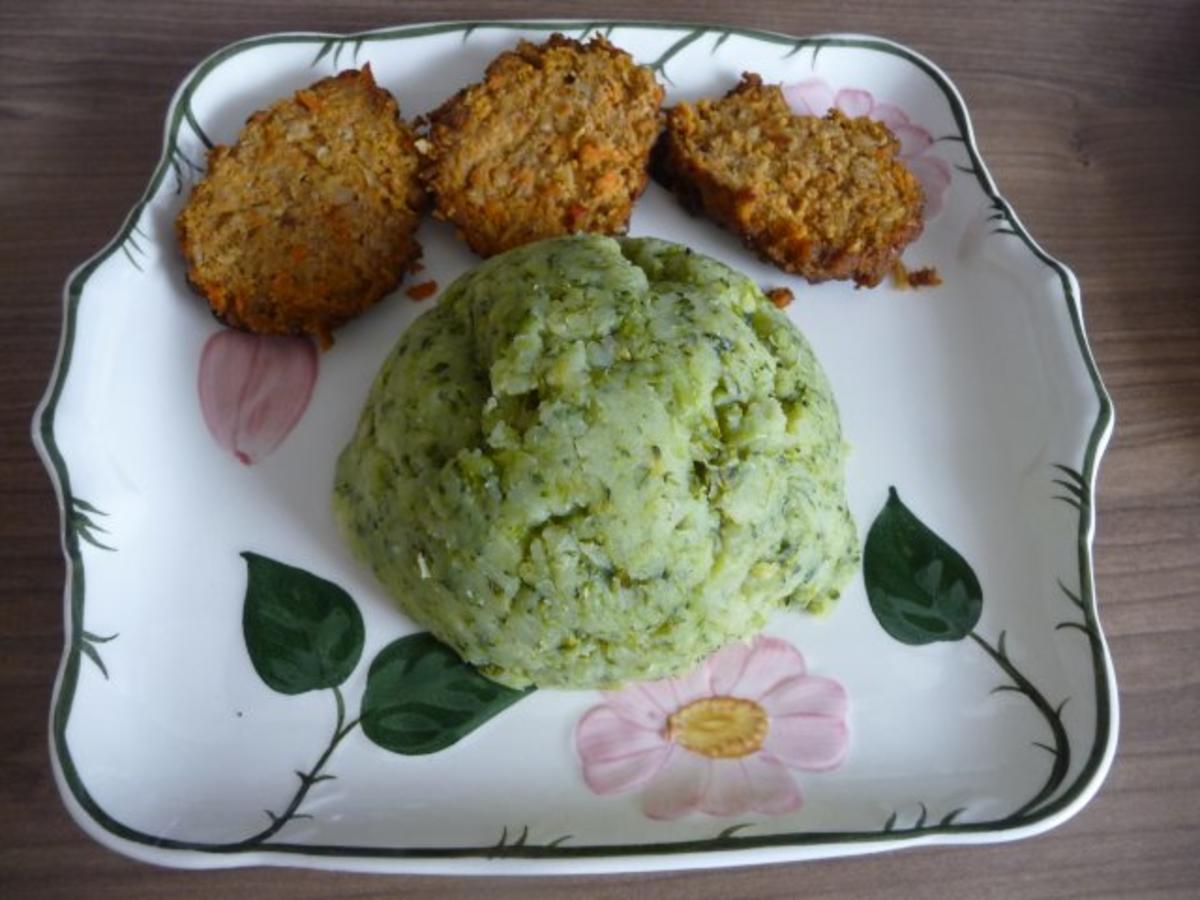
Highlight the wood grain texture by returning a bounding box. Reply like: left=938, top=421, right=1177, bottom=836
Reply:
left=1, top=0, right=1198, bottom=896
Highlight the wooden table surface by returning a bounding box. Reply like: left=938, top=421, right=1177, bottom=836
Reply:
left=3, top=1, right=1198, bottom=896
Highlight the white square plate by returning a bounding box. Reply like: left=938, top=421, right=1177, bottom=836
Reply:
left=34, top=21, right=1116, bottom=874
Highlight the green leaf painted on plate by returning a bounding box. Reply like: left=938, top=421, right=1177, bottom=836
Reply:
left=863, top=487, right=983, bottom=645
left=71, top=497, right=115, bottom=551
left=241, top=552, right=364, bottom=694
left=360, top=633, right=533, bottom=755
left=80, top=640, right=109, bottom=679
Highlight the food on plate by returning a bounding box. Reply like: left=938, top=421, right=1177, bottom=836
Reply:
left=654, top=73, right=924, bottom=287
left=766, top=286, right=795, bottom=309
left=908, top=266, right=942, bottom=287
left=405, top=280, right=438, bottom=301
left=891, top=260, right=943, bottom=290
left=419, top=34, right=664, bottom=258
left=334, top=234, right=858, bottom=689
left=176, top=66, right=426, bottom=347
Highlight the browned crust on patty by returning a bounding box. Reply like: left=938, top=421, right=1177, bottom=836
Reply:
left=655, top=73, right=924, bottom=287
left=176, top=66, right=427, bottom=347
left=420, top=34, right=665, bottom=258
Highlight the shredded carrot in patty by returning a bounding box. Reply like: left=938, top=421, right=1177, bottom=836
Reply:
left=406, top=280, right=438, bottom=301
left=908, top=266, right=942, bottom=288
left=766, top=286, right=794, bottom=309
left=892, top=260, right=942, bottom=290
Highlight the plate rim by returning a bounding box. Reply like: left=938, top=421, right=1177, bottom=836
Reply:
left=31, top=19, right=1118, bottom=874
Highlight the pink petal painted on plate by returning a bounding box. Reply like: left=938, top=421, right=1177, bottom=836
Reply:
left=781, top=78, right=834, bottom=116
left=893, top=123, right=934, bottom=159
left=576, top=706, right=667, bottom=763
left=642, top=747, right=711, bottom=820
left=198, top=330, right=317, bottom=465
left=906, top=154, right=954, bottom=219
left=871, top=101, right=910, bottom=131
left=602, top=684, right=671, bottom=731
left=698, top=758, right=754, bottom=817
left=834, top=87, right=875, bottom=118
left=583, top=748, right=673, bottom=795
left=576, top=709, right=673, bottom=795
left=743, top=753, right=803, bottom=814
left=706, top=640, right=754, bottom=697
left=628, top=677, right=686, bottom=722
left=758, top=674, right=848, bottom=720
left=606, top=660, right=712, bottom=730
left=669, top=656, right=714, bottom=708
left=725, top=636, right=808, bottom=700
left=762, top=714, right=850, bottom=772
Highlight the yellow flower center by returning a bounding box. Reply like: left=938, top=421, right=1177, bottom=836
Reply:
left=666, top=696, right=769, bottom=759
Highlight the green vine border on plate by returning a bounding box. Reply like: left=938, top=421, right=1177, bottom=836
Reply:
left=34, top=20, right=1115, bottom=864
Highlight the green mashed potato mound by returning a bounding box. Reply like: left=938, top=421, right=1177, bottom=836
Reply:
left=333, top=235, right=858, bottom=688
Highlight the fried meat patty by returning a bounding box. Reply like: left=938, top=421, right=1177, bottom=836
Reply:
left=421, top=34, right=664, bottom=257
left=176, top=66, right=426, bottom=346
left=655, top=74, right=924, bottom=286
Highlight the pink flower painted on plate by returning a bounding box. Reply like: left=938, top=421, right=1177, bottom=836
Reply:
left=783, top=78, right=953, bottom=219
left=575, top=636, right=848, bottom=820
left=198, top=330, right=318, bottom=465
